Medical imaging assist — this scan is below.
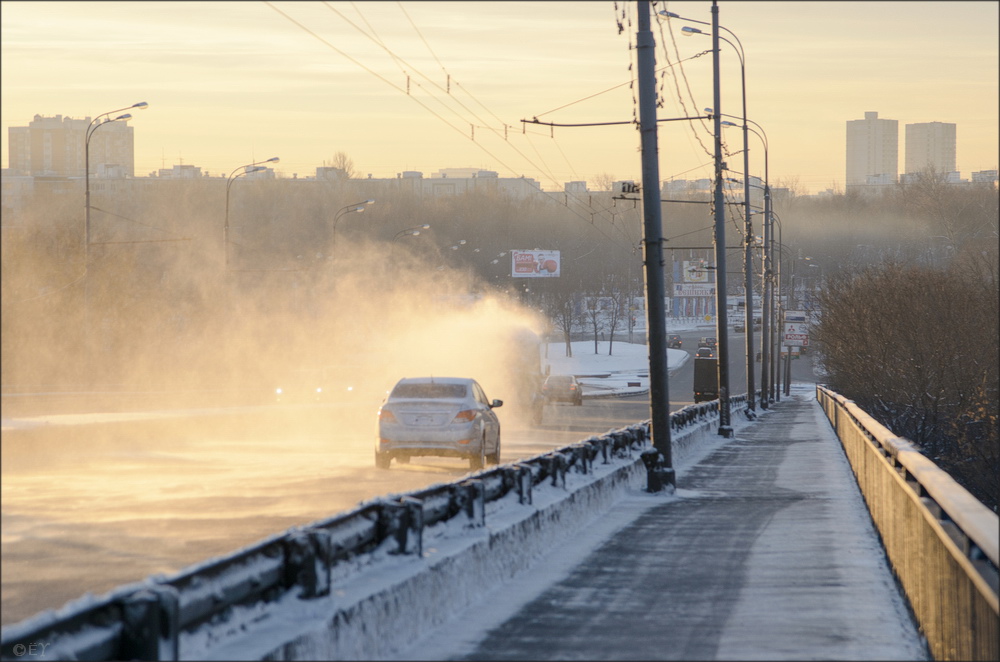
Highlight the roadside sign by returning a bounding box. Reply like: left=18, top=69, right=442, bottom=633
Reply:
left=783, top=322, right=809, bottom=347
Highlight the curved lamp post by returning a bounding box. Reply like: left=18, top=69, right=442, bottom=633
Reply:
left=391, top=224, right=430, bottom=257
left=686, top=19, right=755, bottom=413
left=661, top=4, right=737, bottom=433
left=85, top=101, right=148, bottom=260
left=82, top=102, right=147, bottom=372
left=331, top=199, right=375, bottom=259
left=722, top=118, right=772, bottom=407
left=225, top=157, right=279, bottom=269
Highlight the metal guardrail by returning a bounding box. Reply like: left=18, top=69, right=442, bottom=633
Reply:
left=816, top=385, right=999, bottom=661
left=0, top=393, right=749, bottom=661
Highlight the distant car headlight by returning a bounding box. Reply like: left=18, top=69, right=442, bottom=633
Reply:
left=276, top=388, right=283, bottom=395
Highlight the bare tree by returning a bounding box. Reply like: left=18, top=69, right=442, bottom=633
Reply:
left=583, top=294, right=606, bottom=354
left=541, top=287, right=579, bottom=358
left=590, top=172, right=616, bottom=192
left=814, top=261, right=998, bottom=509
left=327, top=151, right=356, bottom=179
left=602, top=277, right=630, bottom=355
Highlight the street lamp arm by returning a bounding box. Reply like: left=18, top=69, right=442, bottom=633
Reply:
left=87, top=101, right=147, bottom=131
left=675, top=21, right=745, bottom=69
left=227, top=156, right=280, bottom=181
left=334, top=199, right=376, bottom=221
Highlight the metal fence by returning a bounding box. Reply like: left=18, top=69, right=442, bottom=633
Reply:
left=1, top=392, right=753, bottom=662
left=816, top=385, right=999, bottom=661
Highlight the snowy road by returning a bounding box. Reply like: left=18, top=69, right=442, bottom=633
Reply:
left=1, top=394, right=653, bottom=628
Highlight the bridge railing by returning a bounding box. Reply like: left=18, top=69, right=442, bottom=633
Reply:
left=1, top=393, right=750, bottom=662
left=817, top=385, right=999, bottom=661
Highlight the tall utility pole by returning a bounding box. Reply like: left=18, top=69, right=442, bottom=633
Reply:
left=760, top=180, right=772, bottom=409
left=636, top=0, right=674, bottom=489
left=740, top=93, right=755, bottom=415
left=711, top=0, right=733, bottom=437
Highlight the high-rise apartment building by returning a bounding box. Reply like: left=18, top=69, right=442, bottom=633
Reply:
left=905, top=121, right=957, bottom=175
left=846, top=111, right=898, bottom=188
left=7, top=114, right=135, bottom=178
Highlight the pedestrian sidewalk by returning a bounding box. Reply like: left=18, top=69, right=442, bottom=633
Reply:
left=397, top=388, right=929, bottom=661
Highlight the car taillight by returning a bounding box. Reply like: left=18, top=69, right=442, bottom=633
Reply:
left=569, top=384, right=577, bottom=391
left=451, top=410, right=476, bottom=423
left=379, top=409, right=397, bottom=423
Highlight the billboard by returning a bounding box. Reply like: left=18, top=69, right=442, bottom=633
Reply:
left=511, top=250, right=560, bottom=278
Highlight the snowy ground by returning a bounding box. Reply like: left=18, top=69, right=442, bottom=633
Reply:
left=541, top=320, right=703, bottom=396
left=543, top=340, right=687, bottom=397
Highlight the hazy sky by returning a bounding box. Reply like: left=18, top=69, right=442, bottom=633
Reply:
left=2, top=1, right=997, bottom=194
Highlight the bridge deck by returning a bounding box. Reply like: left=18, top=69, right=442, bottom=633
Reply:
left=397, top=389, right=930, bottom=661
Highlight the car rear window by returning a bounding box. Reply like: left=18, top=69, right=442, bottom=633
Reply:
left=391, top=383, right=467, bottom=399
left=546, top=376, right=573, bottom=385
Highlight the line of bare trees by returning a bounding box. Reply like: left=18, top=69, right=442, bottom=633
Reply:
left=813, top=253, right=998, bottom=511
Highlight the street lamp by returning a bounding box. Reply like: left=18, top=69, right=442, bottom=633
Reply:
left=391, top=224, right=429, bottom=257
left=225, top=157, right=279, bottom=269
left=767, top=211, right=782, bottom=403
left=707, top=3, right=734, bottom=436
left=728, top=119, right=772, bottom=408
left=696, top=29, right=753, bottom=414
left=331, top=199, right=375, bottom=259
left=85, top=101, right=148, bottom=260
left=82, top=102, right=147, bottom=376
left=667, top=6, right=754, bottom=420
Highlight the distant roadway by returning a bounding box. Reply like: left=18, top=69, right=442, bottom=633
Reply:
left=0, top=329, right=817, bottom=627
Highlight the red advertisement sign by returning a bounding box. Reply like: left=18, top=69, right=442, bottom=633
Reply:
left=511, top=250, right=560, bottom=278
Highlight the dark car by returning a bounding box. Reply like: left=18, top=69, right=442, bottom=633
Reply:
left=542, top=374, right=583, bottom=406
left=695, top=346, right=715, bottom=358
left=694, top=356, right=719, bottom=403
left=698, top=336, right=718, bottom=349
left=668, top=334, right=683, bottom=349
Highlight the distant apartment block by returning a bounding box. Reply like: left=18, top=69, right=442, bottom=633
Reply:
left=846, top=111, right=898, bottom=189
left=971, top=169, right=998, bottom=184
left=150, top=164, right=203, bottom=179
left=7, top=114, right=135, bottom=178
left=354, top=168, right=540, bottom=198
left=905, top=121, right=956, bottom=175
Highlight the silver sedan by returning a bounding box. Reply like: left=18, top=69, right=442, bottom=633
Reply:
left=376, top=377, right=503, bottom=470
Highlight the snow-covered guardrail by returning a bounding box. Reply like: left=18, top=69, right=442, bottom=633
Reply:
left=816, top=384, right=998, bottom=662
left=1, top=396, right=746, bottom=661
